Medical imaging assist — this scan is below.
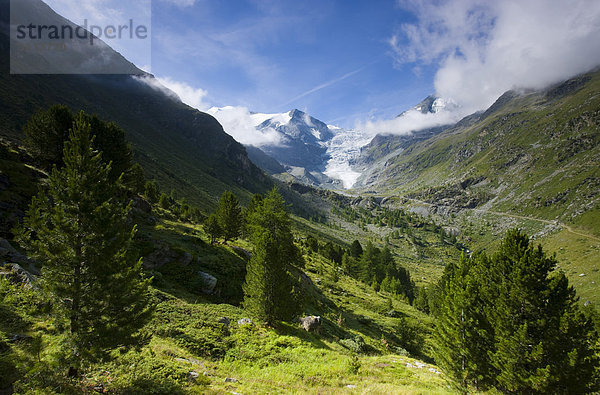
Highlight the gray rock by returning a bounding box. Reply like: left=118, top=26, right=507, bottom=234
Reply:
left=0, top=238, right=31, bottom=265
left=217, top=316, right=231, bottom=326
left=143, top=241, right=178, bottom=269
left=299, top=315, right=321, bottom=332
left=0, top=263, right=37, bottom=288
left=237, top=318, right=253, bottom=326
left=224, top=377, right=238, bottom=383
left=198, top=271, right=217, bottom=294
left=187, top=371, right=200, bottom=381
left=8, top=333, right=32, bottom=343
left=132, top=196, right=152, bottom=214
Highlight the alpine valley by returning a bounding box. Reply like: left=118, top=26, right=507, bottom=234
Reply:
left=0, top=0, right=599, bottom=394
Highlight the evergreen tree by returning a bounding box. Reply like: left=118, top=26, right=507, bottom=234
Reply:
left=488, top=230, right=599, bottom=393
left=350, top=239, right=363, bottom=258
left=246, top=193, right=264, bottom=216
left=414, top=287, right=430, bottom=314
left=144, top=181, right=159, bottom=204
left=123, top=163, right=146, bottom=194
left=23, top=106, right=133, bottom=180
left=204, top=214, right=222, bottom=245
left=15, top=113, right=151, bottom=374
left=433, top=253, right=496, bottom=392
left=23, top=104, right=72, bottom=166
left=243, top=188, right=302, bottom=325
left=158, top=192, right=170, bottom=209
left=359, top=241, right=379, bottom=282
left=305, top=235, right=319, bottom=253
left=217, top=191, right=242, bottom=242
left=433, top=229, right=600, bottom=393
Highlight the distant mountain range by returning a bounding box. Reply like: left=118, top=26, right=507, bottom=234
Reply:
left=208, top=108, right=371, bottom=189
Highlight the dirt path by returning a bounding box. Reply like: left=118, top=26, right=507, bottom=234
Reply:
left=399, top=197, right=600, bottom=243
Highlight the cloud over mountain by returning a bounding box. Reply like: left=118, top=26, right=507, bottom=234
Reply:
left=392, top=0, right=600, bottom=113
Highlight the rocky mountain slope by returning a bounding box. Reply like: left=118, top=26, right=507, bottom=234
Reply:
left=0, top=0, right=270, bottom=211
left=356, top=70, right=600, bottom=234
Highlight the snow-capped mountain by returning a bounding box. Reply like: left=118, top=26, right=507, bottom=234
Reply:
left=252, top=109, right=334, bottom=171
left=401, top=95, right=458, bottom=116
left=208, top=107, right=372, bottom=189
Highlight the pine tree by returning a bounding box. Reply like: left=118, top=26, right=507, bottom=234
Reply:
left=23, top=106, right=133, bottom=179
left=158, top=192, right=170, bottom=209
left=433, top=229, right=600, bottom=393
left=350, top=239, right=363, bottom=258
left=432, top=253, right=496, bottom=392
left=217, top=191, right=242, bottom=242
left=204, top=214, right=222, bottom=244
left=14, top=113, right=151, bottom=374
left=144, top=181, right=159, bottom=204
left=243, top=188, right=302, bottom=325
left=488, top=230, right=599, bottom=393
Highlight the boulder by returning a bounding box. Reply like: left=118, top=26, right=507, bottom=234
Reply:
left=198, top=271, right=217, bottom=294
left=231, top=246, right=252, bottom=260
left=299, top=315, right=321, bottom=332
left=143, top=241, right=178, bottom=269
left=187, top=371, right=200, bottom=382
left=0, top=238, right=31, bottom=265
left=0, top=263, right=37, bottom=288
left=217, top=317, right=231, bottom=326
left=237, top=318, right=253, bottom=326
left=132, top=196, right=152, bottom=214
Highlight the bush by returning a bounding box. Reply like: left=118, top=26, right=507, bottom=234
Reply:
left=106, top=350, right=202, bottom=394
left=340, top=335, right=366, bottom=354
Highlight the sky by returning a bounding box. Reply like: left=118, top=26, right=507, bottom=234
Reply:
left=43, top=0, right=600, bottom=138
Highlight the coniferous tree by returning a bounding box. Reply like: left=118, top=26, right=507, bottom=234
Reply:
left=15, top=113, right=152, bottom=374
left=204, top=214, right=222, bottom=245
left=158, top=192, right=170, bottom=210
left=246, top=193, right=264, bottom=216
left=217, top=191, right=242, bottom=242
left=23, top=106, right=133, bottom=180
left=487, top=230, right=599, bottom=393
left=350, top=239, right=363, bottom=258
left=433, top=230, right=600, bottom=393
left=433, top=253, right=496, bottom=392
left=144, top=181, right=159, bottom=204
left=359, top=241, right=379, bottom=282
left=243, top=188, right=302, bottom=325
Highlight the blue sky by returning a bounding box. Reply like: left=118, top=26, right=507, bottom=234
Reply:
left=43, top=0, right=600, bottom=134
left=149, top=0, right=435, bottom=127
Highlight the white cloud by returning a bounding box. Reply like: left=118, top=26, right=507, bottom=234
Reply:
left=135, top=76, right=283, bottom=147
left=155, top=76, right=210, bottom=111
left=207, top=107, right=284, bottom=147
left=158, top=0, right=197, bottom=7
left=357, top=107, right=462, bottom=137
left=391, top=0, right=600, bottom=114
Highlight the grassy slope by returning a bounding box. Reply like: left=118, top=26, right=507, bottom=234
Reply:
left=1, top=208, right=458, bottom=394
left=1, top=137, right=465, bottom=392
